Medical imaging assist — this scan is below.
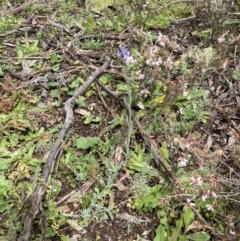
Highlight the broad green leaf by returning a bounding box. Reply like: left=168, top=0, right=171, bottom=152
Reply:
left=159, top=142, right=169, bottom=161
left=133, top=185, right=165, bottom=211
left=75, top=96, right=86, bottom=107
left=157, top=210, right=170, bottom=237
left=153, top=95, right=165, bottom=105
left=127, top=152, right=150, bottom=173
left=154, top=224, right=167, bottom=241
left=186, top=232, right=210, bottom=241
left=0, top=149, right=11, bottom=157
left=183, top=206, right=195, bottom=234
left=0, top=175, right=10, bottom=195
left=0, top=199, right=9, bottom=212
left=0, top=158, right=15, bottom=170
left=92, top=116, right=102, bottom=122
left=76, top=137, right=100, bottom=149
left=84, top=114, right=92, bottom=124
left=179, top=236, right=188, bottom=241
left=169, top=217, right=183, bottom=241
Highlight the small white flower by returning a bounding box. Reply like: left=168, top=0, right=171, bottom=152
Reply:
left=183, top=90, right=189, bottom=97
left=201, top=194, right=207, bottom=202
left=177, top=157, right=188, bottom=167
left=140, top=88, right=150, bottom=97
left=222, top=60, right=228, bottom=69
left=201, top=190, right=210, bottom=201
left=125, top=56, right=136, bottom=65
left=186, top=198, right=195, bottom=207
left=146, top=59, right=151, bottom=66
left=157, top=32, right=169, bottom=47
left=211, top=191, right=217, bottom=198
left=149, top=46, right=159, bottom=56
left=164, top=56, right=173, bottom=70
left=206, top=204, right=214, bottom=211
left=143, top=0, right=150, bottom=8
left=229, top=230, right=236, bottom=235
left=190, top=176, right=203, bottom=187
left=136, top=70, right=145, bottom=80
left=137, top=101, right=144, bottom=110
left=217, top=37, right=225, bottom=43
left=172, top=42, right=180, bottom=51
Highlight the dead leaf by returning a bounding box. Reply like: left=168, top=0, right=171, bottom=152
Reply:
left=205, top=135, right=213, bottom=151
left=192, top=147, right=224, bottom=160
left=117, top=181, right=128, bottom=191
left=58, top=205, right=71, bottom=213
left=192, top=147, right=209, bottom=158
left=227, top=136, right=236, bottom=147
left=8, top=163, right=30, bottom=179
left=74, top=108, right=90, bottom=116
left=119, top=167, right=130, bottom=182
left=215, top=85, right=222, bottom=96
left=114, top=144, right=123, bottom=165
left=21, top=60, right=37, bottom=77
left=227, top=128, right=239, bottom=138
left=70, top=234, right=82, bottom=241
left=65, top=179, right=96, bottom=203
left=142, top=230, right=152, bottom=236
left=117, top=213, right=151, bottom=224
left=67, top=220, right=86, bottom=233
left=108, top=190, right=115, bottom=209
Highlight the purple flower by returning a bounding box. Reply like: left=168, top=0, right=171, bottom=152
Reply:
left=117, top=47, right=131, bottom=60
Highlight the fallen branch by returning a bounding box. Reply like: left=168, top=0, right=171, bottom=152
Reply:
left=17, top=56, right=111, bottom=241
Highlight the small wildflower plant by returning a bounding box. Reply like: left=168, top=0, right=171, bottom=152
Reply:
left=115, top=24, right=232, bottom=240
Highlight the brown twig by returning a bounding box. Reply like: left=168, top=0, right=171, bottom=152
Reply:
left=5, top=69, right=28, bottom=82
left=95, top=82, right=117, bottom=118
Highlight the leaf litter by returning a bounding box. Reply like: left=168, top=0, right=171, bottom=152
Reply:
left=0, top=0, right=240, bottom=240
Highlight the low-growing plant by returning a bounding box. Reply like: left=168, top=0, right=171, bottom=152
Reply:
left=0, top=15, right=24, bottom=32
left=79, top=38, right=105, bottom=50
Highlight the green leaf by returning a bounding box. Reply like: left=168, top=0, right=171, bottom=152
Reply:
left=127, top=152, right=150, bottom=172
left=75, top=96, right=86, bottom=107
left=0, top=199, right=9, bottom=212
left=45, top=227, right=56, bottom=238
left=154, top=224, right=167, bottom=241
left=52, top=64, right=60, bottom=72
left=183, top=206, right=195, bottom=234
left=117, top=83, right=128, bottom=91
left=179, top=236, right=188, bottom=241
left=186, top=232, right=210, bottom=241
left=0, top=158, right=15, bottom=170
left=76, top=137, right=100, bottom=149
left=83, top=14, right=95, bottom=33
left=159, top=142, right=169, bottom=161
left=0, top=66, right=4, bottom=76
left=169, top=217, right=184, bottom=241
left=99, top=75, right=112, bottom=84
left=153, top=95, right=165, bottom=105
left=0, top=175, right=10, bottom=196
left=84, top=114, right=92, bottom=124
left=92, top=116, right=102, bottom=122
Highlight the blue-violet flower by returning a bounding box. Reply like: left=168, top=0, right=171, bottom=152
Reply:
left=117, top=47, right=131, bottom=60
